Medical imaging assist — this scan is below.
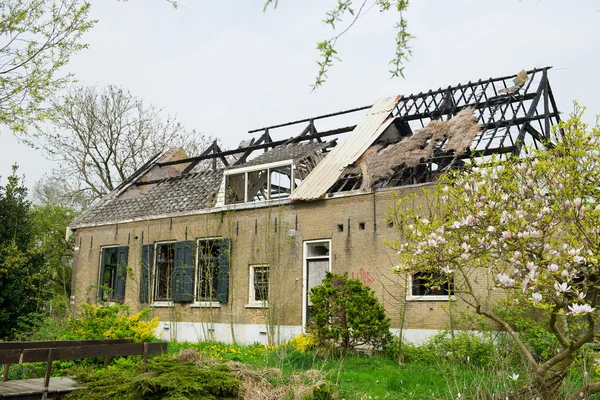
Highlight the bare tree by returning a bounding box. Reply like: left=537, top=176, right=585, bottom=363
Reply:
left=42, top=85, right=211, bottom=208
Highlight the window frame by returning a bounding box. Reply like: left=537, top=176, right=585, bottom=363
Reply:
left=151, top=241, right=176, bottom=305
left=98, top=245, right=128, bottom=304
left=224, top=160, right=296, bottom=204
left=407, top=271, right=454, bottom=302
left=98, top=246, right=119, bottom=303
left=246, top=264, right=270, bottom=308
left=302, top=239, right=332, bottom=328
left=193, top=237, right=224, bottom=308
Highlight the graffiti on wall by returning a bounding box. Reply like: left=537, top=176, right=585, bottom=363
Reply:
left=351, top=268, right=375, bottom=286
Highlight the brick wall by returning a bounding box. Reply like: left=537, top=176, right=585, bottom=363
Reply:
left=72, top=183, right=479, bottom=334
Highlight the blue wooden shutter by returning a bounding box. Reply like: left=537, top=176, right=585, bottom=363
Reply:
left=217, top=238, right=230, bottom=303
left=140, top=244, right=154, bottom=303
left=114, top=247, right=129, bottom=303
left=173, top=241, right=195, bottom=302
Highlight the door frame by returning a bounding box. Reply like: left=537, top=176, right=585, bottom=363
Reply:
left=302, top=239, right=332, bottom=329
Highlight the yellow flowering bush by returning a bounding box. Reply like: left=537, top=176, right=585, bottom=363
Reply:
left=67, top=303, right=159, bottom=343
left=289, top=333, right=316, bottom=353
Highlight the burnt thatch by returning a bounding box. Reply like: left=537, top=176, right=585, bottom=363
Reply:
left=358, top=108, right=482, bottom=190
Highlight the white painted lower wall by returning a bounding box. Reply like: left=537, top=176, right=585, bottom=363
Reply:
left=154, top=322, right=444, bottom=345
left=155, top=322, right=303, bottom=344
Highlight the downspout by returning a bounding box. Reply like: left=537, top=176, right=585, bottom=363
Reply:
left=373, top=188, right=377, bottom=234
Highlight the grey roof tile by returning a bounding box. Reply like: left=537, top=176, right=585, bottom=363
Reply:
left=74, top=142, right=331, bottom=226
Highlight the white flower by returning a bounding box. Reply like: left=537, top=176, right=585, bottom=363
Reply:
left=531, top=293, right=542, bottom=303
left=441, top=266, right=454, bottom=274
left=421, top=218, right=430, bottom=225
left=547, top=264, right=559, bottom=272
left=452, top=221, right=461, bottom=229
left=554, top=282, right=571, bottom=294
left=578, top=291, right=587, bottom=300
left=568, top=303, right=594, bottom=316
left=509, top=374, right=520, bottom=381
left=461, top=242, right=472, bottom=253
left=502, top=231, right=512, bottom=240
left=573, top=255, right=585, bottom=264
left=487, top=226, right=496, bottom=233
left=463, top=215, right=476, bottom=225
left=393, top=265, right=405, bottom=273
left=497, top=273, right=515, bottom=288
left=543, top=243, right=552, bottom=253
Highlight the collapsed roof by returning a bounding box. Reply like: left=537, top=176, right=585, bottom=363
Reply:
left=71, top=67, right=560, bottom=228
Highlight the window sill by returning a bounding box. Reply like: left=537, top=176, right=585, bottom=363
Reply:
left=406, top=295, right=455, bottom=302
left=245, top=303, right=268, bottom=309
left=151, top=302, right=174, bottom=308
left=191, top=301, right=221, bottom=308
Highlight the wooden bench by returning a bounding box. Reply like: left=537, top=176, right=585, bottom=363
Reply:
left=0, top=340, right=168, bottom=399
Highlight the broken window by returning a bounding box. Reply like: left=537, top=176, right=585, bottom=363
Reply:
left=197, top=238, right=230, bottom=303
left=98, top=246, right=128, bottom=303
left=225, top=173, right=245, bottom=204
left=304, top=240, right=331, bottom=325
left=154, top=243, right=175, bottom=301
left=225, top=163, right=294, bottom=204
left=269, top=165, right=292, bottom=199
left=409, top=271, right=453, bottom=300
left=248, top=265, right=269, bottom=306
left=247, top=169, right=268, bottom=201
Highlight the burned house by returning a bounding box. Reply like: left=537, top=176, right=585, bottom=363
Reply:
left=69, top=67, right=561, bottom=344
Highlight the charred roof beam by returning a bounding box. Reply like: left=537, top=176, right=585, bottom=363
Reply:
left=159, top=126, right=355, bottom=169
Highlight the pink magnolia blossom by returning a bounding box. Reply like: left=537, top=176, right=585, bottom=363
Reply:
left=554, top=282, right=571, bottom=294
left=568, top=303, right=594, bottom=316
left=531, top=293, right=542, bottom=303
left=441, top=266, right=454, bottom=274
left=547, top=264, right=559, bottom=272
left=497, top=273, right=515, bottom=288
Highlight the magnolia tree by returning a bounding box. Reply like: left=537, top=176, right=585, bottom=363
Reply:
left=388, top=106, right=600, bottom=400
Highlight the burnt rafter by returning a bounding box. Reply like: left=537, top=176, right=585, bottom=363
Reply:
left=158, top=126, right=355, bottom=169
left=327, top=67, right=561, bottom=193
left=162, top=67, right=558, bottom=189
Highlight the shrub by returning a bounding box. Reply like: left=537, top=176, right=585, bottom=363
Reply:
left=388, top=331, right=497, bottom=366
left=495, top=304, right=560, bottom=362
left=65, top=303, right=159, bottom=342
left=65, top=355, right=241, bottom=400
left=424, top=331, right=495, bottom=366
left=289, top=333, right=316, bottom=353
left=307, top=272, right=392, bottom=352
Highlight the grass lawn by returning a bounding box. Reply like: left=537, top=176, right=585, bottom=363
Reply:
left=167, top=341, right=535, bottom=399
left=7, top=340, right=598, bottom=399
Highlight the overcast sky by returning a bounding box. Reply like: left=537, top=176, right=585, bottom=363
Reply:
left=2, top=0, right=599, bottom=190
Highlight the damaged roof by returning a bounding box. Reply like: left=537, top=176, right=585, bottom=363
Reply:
left=228, top=141, right=332, bottom=170
left=71, top=67, right=561, bottom=229
left=75, top=169, right=224, bottom=226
